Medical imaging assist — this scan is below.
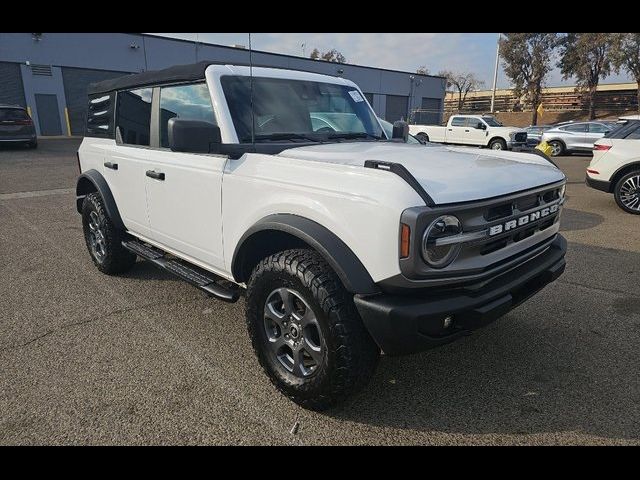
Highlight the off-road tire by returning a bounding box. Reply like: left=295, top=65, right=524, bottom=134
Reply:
left=245, top=249, right=380, bottom=411
left=614, top=170, right=640, bottom=215
left=81, top=192, right=136, bottom=274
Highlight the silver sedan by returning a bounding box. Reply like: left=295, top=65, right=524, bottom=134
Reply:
left=541, top=121, right=617, bottom=156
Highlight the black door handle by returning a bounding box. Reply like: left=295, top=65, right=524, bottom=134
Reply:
left=447, top=128, right=453, bottom=131
left=464, top=129, right=470, bottom=132
left=146, top=170, right=165, bottom=181
left=104, top=161, right=118, bottom=170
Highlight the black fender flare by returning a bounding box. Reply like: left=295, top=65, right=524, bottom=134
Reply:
left=75, top=169, right=126, bottom=231
left=232, top=214, right=379, bottom=295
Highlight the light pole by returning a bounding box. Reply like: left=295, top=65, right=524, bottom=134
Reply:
left=490, top=33, right=501, bottom=113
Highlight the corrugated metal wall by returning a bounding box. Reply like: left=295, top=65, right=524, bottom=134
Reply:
left=0, top=62, right=26, bottom=107
left=61, top=67, right=128, bottom=135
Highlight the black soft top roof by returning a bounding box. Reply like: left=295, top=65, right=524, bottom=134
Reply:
left=88, top=61, right=216, bottom=95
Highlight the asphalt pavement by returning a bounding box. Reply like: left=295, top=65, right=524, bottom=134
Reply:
left=0, top=139, right=638, bottom=445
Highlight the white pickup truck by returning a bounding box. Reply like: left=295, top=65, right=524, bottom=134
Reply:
left=409, top=114, right=527, bottom=151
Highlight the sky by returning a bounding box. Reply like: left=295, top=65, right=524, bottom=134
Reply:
left=151, top=33, right=633, bottom=90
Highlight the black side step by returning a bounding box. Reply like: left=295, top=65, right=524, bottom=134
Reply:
left=122, top=240, right=240, bottom=303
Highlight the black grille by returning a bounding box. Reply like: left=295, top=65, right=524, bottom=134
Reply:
left=514, top=132, right=527, bottom=142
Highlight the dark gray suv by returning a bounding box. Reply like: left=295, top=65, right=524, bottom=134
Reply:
left=0, top=105, right=37, bottom=148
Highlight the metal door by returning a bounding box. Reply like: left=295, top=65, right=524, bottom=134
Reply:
left=34, top=94, right=62, bottom=135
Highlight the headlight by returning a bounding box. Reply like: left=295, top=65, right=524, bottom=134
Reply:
left=559, top=184, right=566, bottom=198
left=422, top=215, right=462, bottom=268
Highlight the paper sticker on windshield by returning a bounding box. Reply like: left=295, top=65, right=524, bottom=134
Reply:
left=349, top=90, right=365, bottom=103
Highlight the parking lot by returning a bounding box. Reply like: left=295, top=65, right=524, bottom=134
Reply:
left=1, top=138, right=638, bottom=445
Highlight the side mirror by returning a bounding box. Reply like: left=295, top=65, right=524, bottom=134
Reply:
left=392, top=120, right=409, bottom=142
left=476, top=122, right=486, bottom=130
left=168, top=118, right=221, bottom=153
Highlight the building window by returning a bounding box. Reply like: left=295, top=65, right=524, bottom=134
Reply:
left=159, top=83, right=216, bottom=148
left=116, top=88, right=152, bottom=146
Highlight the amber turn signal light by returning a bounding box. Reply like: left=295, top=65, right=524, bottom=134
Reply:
left=400, top=223, right=410, bottom=258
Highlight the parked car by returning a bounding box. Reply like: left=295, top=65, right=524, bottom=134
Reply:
left=409, top=114, right=527, bottom=150
left=541, top=120, right=617, bottom=157
left=586, top=115, right=640, bottom=214
left=525, top=125, right=553, bottom=148
left=76, top=62, right=567, bottom=410
left=0, top=104, right=37, bottom=148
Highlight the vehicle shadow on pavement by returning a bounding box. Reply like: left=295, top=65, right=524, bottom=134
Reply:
left=560, top=208, right=604, bottom=231
left=329, top=242, right=640, bottom=442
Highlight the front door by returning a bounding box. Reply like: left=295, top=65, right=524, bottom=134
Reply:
left=144, top=83, right=227, bottom=272
left=464, top=117, right=488, bottom=145
left=34, top=94, right=62, bottom=135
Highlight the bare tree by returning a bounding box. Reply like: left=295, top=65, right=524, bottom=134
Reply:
left=500, top=33, right=559, bottom=125
left=309, top=48, right=347, bottom=63
left=438, top=70, right=485, bottom=111
left=416, top=66, right=430, bottom=75
left=559, top=33, right=614, bottom=119
left=611, top=33, right=640, bottom=113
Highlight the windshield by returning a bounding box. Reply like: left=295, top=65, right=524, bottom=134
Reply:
left=221, top=76, right=383, bottom=143
left=481, top=116, right=502, bottom=127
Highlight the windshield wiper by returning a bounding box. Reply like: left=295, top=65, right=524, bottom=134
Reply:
left=253, top=133, right=322, bottom=143
left=326, top=132, right=382, bottom=141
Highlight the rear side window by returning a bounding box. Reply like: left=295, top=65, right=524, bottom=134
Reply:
left=450, top=117, right=466, bottom=126
left=562, top=123, right=587, bottom=132
left=0, top=108, right=29, bottom=121
left=159, top=83, right=215, bottom=148
left=86, top=93, right=115, bottom=138
left=116, top=88, right=152, bottom=146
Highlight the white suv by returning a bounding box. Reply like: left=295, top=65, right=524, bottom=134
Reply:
left=586, top=115, right=640, bottom=214
left=76, top=62, right=567, bottom=410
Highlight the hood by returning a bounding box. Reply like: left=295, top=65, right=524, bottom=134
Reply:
left=490, top=126, right=526, bottom=135
left=277, top=142, right=565, bottom=204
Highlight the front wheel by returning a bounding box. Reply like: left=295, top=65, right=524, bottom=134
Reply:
left=614, top=170, right=640, bottom=214
left=82, top=192, right=137, bottom=274
left=245, top=249, right=380, bottom=411
left=489, top=138, right=507, bottom=150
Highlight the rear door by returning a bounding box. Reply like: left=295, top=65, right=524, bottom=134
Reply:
left=447, top=116, right=467, bottom=143
left=104, top=87, right=154, bottom=238
left=584, top=122, right=612, bottom=149
left=143, top=82, right=227, bottom=271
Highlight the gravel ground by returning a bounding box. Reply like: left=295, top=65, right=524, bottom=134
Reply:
left=0, top=139, right=638, bottom=445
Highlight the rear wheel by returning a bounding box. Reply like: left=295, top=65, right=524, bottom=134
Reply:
left=416, top=132, right=429, bottom=144
left=548, top=140, right=564, bottom=157
left=245, top=249, right=380, bottom=411
left=82, top=192, right=137, bottom=274
left=614, top=170, right=640, bottom=214
left=489, top=138, right=506, bottom=150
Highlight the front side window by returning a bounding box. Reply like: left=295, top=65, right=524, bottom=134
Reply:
left=221, top=76, right=383, bottom=143
left=159, top=83, right=216, bottom=148
left=116, top=88, right=152, bottom=146
left=481, top=116, right=502, bottom=127
left=588, top=123, right=610, bottom=133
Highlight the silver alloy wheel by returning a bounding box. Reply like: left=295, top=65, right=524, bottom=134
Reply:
left=620, top=175, right=640, bottom=211
left=550, top=141, right=562, bottom=156
left=263, top=287, right=324, bottom=378
left=491, top=141, right=504, bottom=150
left=88, top=210, right=107, bottom=262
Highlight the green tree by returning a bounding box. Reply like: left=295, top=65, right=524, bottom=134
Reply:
left=559, top=33, right=614, bottom=119
left=438, top=70, right=484, bottom=111
left=500, top=33, right=559, bottom=125
left=611, top=33, right=640, bottom=113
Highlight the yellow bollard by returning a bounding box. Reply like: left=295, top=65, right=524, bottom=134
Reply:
left=535, top=140, right=553, bottom=157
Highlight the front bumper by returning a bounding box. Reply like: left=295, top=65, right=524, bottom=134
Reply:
left=585, top=175, right=611, bottom=193
left=354, top=234, right=567, bottom=356
left=507, top=141, right=527, bottom=151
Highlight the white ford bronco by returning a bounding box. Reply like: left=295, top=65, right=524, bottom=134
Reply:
left=409, top=114, right=528, bottom=151
left=77, top=62, right=567, bottom=410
